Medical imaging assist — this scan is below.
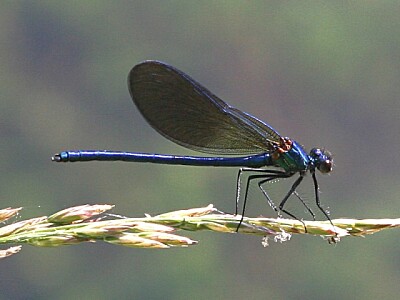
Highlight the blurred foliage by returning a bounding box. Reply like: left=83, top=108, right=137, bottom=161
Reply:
left=0, top=1, right=399, bottom=299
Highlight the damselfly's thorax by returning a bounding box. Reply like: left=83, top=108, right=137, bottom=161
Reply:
left=269, top=137, right=333, bottom=175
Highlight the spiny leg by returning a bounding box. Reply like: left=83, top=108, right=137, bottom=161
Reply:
left=235, top=168, right=285, bottom=214
left=257, top=174, right=308, bottom=220
left=235, top=168, right=286, bottom=231
left=259, top=182, right=279, bottom=216
left=277, top=175, right=308, bottom=231
left=293, top=191, right=316, bottom=220
left=258, top=173, right=293, bottom=217
left=311, top=172, right=336, bottom=235
left=245, top=172, right=315, bottom=232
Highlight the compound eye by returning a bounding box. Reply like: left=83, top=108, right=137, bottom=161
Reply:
left=318, top=160, right=333, bottom=173
left=310, top=148, right=333, bottom=173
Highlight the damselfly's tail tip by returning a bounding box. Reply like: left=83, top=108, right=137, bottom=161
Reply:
left=51, top=153, right=62, bottom=162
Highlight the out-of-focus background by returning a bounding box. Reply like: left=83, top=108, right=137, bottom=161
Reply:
left=1, top=2, right=399, bottom=299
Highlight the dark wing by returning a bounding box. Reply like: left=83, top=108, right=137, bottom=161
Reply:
left=128, top=60, right=281, bottom=155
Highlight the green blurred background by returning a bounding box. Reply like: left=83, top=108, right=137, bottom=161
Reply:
left=1, top=2, right=399, bottom=299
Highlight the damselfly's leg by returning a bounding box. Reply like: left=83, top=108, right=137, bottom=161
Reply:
left=259, top=175, right=318, bottom=221
left=264, top=174, right=307, bottom=232
left=259, top=182, right=280, bottom=216
left=236, top=168, right=287, bottom=213
left=312, top=172, right=336, bottom=236
left=259, top=175, right=316, bottom=224
left=257, top=173, right=293, bottom=217
left=293, top=191, right=316, bottom=220
left=277, top=175, right=305, bottom=220
left=235, top=168, right=287, bottom=231
left=276, top=175, right=302, bottom=213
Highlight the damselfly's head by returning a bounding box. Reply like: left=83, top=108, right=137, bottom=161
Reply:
left=309, top=148, right=333, bottom=174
